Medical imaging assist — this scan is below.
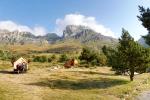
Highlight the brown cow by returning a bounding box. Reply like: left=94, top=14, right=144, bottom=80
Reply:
left=64, top=59, right=78, bottom=68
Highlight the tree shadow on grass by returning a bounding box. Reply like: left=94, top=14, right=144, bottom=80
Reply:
left=26, top=77, right=129, bottom=90
left=69, top=70, right=116, bottom=76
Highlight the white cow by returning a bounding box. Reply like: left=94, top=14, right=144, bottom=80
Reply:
left=13, top=57, right=28, bottom=73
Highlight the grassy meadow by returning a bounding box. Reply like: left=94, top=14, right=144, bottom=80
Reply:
left=0, top=44, right=150, bottom=100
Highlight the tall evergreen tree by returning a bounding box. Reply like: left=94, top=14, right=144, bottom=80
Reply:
left=137, top=6, right=150, bottom=45
left=109, top=29, right=150, bottom=81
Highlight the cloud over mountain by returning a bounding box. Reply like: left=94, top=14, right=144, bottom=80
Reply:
left=0, top=20, right=47, bottom=36
left=55, top=13, right=115, bottom=37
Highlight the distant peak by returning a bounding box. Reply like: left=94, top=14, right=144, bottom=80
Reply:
left=63, top=25, right=97, bottom=38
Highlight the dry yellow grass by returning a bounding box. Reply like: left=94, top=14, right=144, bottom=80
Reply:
left=0, top=41, right=82, bottom=55
left=0, top=61, right=150, bottom=100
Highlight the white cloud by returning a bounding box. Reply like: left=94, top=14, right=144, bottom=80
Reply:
left=0, top=20, right=47, bottom=36
left=33, top=26, right=47, bottom=36
left=55, top=13, right=115, bottom=37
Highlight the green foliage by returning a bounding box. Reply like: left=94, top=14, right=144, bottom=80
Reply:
left=138, top=6, right=150, bottom=45
left=47, top=57, right=52, bottom=62
left=33, top=56, right=48, bottom=62
left=79, top=47, right=107, bottom=66
left=102, top=46, right=121, bottom=71
left=91, top=59, right=98, bottom=66
left=102, top=45, right=107, bottom=55
left=51, top=54, right=56, bottom=60
left=0, top=50, right=12, bottom=60
left=98, top=54, right=107, bottom=66
left=48, top=54, right=57, bottom=62
left=79, top=47, right=92, bottom=62
left=32, top=54, right=57, bottom=63
left=59, top=54, right=69, bottom=62
left=105, top=29, right=150, bottom=81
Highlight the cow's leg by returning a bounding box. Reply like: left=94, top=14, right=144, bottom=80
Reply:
left=17, top=70, right=19, bottom=74
left=24, top=65, right=27, bottom=72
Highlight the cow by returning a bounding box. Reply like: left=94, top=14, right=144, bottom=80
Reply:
left=12, top=57, right=29, bottom=74
left=64, top=59, right=78, bottom=68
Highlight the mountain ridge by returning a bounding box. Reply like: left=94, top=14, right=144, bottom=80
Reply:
left=0, top=25, right=118, bottom=49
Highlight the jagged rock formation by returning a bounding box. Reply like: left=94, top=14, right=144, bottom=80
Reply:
left=62, top=25, right=118, bottom=49
left=0, top=25, right=118, bottom=49
left=0, top=30, right=60, bottom=45
left=63, top=25, right=117, bottom=43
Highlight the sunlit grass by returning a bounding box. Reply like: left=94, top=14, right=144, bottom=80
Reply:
left=0, top=61, right=150, bottom=100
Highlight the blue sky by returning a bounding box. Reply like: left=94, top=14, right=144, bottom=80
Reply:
left=0, top=0, right=150, bottom=40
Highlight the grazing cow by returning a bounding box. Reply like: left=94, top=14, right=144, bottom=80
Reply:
left=12, top=57, right=29, bottom=74
left=64, top=59, right=78, bottom=68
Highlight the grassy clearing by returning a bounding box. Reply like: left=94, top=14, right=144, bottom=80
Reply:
left=0, top=61, right=150, bottom=100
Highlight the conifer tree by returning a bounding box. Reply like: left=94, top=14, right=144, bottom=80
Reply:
left=138, top=6, right=150, bottom=45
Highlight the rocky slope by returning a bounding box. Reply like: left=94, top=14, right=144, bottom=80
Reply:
left=0, top=30, right=60, bottom=45
left=62, top=25, right=118, bottom=49
left=63, top=25, right=117, bottom=42
left=0, top=25, right=118, bottom=49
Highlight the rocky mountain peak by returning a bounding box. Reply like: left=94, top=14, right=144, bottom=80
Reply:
left=63, top=25, right=94, bottom=38
left=62, top=25, right=117, bottom=43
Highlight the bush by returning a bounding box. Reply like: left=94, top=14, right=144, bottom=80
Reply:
left=0, top=50, right=13, bottom=60
left=91, top=59, right=98, bottom=66
left=98, top=54, right=107, bottom=66
left=33, top=56, right=47, bottom=62
left=51, top=54, right=56, bottom=60
left=59, top=54, right=68, bottom=62
left=146, top=66, right=150, bottom=73
left=79, top=47, right=107, bottom=66
left=48, top=57, right=52, bottom=62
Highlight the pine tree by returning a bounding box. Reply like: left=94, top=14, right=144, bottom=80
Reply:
left=111, top=29, right=150, bottom=81
left=137, top=6, right=150, bottom=45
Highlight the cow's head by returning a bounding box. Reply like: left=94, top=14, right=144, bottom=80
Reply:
left=27, top=59, right=31, bottom=64
left=11, top=57, right=16, bottom=66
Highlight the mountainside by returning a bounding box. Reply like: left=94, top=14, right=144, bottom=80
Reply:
left=63, top=25, right=117, bottom=43
left=37, top=33, right=61, bottom=43
left=62, top=25, right=118, bottom=49
left=0, top=30, right=60, bottom=45
left=138, top=37, right=149, bottom=47
left=0, top=25, right=118, bottom=50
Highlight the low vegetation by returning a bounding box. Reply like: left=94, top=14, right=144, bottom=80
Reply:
left=79, top=47, right=107, bottom=66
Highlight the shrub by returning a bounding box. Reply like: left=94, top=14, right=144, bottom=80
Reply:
left=48, top=57, right=52, bottom=62
left=79, top=47, right=107, bottom=66
left=33, top=56, right=47, bottom=62
left=51, top=54, right=56, bottom=60
left=59, top=54, right=68, bottom=62
left=0, top=50, right=13, bottom=60
left=91, top=59, right=98, bottom=66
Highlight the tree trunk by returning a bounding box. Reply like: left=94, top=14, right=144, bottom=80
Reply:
left=130, top=66, right=134, bottom=81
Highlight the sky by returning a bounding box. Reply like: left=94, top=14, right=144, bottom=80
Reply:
left=0, top=0, right=150, bottom=40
